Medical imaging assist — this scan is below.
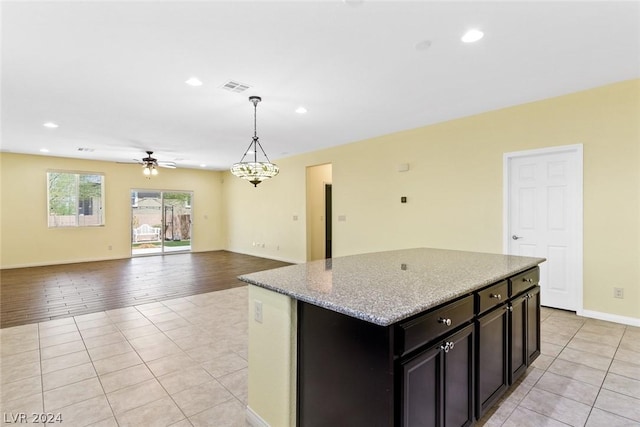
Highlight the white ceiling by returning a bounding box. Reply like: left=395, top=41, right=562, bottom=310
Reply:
left=2, top=1, right=639, bottom=170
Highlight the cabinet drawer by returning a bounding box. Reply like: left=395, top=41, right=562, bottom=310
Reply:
left=509, top=267, right=540, bottom=297
left=397, top=295, right=474, bottom=357
left=476, top=280, right=508, bottom=314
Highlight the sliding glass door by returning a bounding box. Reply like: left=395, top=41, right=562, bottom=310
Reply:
left=131, top=190, right=192, bottom=256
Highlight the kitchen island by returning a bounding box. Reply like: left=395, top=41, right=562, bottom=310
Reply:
left=239, top=248, right=545, bottom=427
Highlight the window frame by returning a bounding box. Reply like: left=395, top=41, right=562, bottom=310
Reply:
left=47, top=170, right=105, bottom=228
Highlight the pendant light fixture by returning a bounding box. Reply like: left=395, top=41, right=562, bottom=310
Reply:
left=230, top=96, right=279, bottom=187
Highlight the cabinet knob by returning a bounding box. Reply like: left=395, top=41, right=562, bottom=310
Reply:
left=448, top=341, right=455, bottom=350
left=440, top=343, right=450, bottom=353
left=507, top=305, right=513, bottom=312
left=523, top=278, right=533, bottom=283
left=490, top=293, right=502, bottom=300
left=438, top=318, right=452, bottom=326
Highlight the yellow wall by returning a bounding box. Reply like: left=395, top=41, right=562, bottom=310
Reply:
left=222, top=160, right=309, bottom=263
left=0, top=153, right=225, bottom=268
left=2, top=80, right=638, bottom=319
left=224, top=80, right=640, bottom=320
left=247, top=285, right=297, bottom=426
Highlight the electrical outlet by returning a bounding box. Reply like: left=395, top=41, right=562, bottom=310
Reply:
left=614, top=287, right=624, bottom=299
left=254, top=300, right=263, bottom=323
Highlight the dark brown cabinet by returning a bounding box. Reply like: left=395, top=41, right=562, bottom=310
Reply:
left=509, top=285, right=541, bottom=383
left=475, top=305, right=509, bottom=419
left=400, top=324, right=474, bottom=427
left=296, top=266, right=541, bottom=427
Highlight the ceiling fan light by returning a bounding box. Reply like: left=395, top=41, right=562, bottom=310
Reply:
left=151, top=167, right=158, bottom=176
left=143, top=166, right=151, bottom=176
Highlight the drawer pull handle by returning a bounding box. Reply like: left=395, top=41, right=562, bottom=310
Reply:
left=523, top=278, right=534, bottom=283
left=438, top=318, right=452, bottom=326
left=490, top=293, right=502, bottom=300
left=507, top=305, right=513, bottom=312
left=440, top=342, right=455, bottom=353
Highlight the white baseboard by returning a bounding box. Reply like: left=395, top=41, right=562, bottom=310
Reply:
left=580, top=309, right=640, bottom=327
left=246, top=406, right=270, bottom=427
left=227, top=249, right=302, bottom=265
left=0, top=255, right=129, bottom=270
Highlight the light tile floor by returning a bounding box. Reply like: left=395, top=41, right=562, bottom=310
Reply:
left=478, top=307, right=640, bottom=427
left=1, top=288, right=639, bottom=426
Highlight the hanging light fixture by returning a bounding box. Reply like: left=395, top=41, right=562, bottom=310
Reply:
left=142, top=163, right=158, bottom=177
left=140, top=151, right=160, bottom=178
left=230, top=96, right=279, bottom=187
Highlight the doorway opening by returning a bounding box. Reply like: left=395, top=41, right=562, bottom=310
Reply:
left=306, top=164, right=333, bottom=261
left=131, top=190, right=193, bottom=256
left=325, top=184, right=332, bottom=259
left=503, top=144, right=583, bottom=313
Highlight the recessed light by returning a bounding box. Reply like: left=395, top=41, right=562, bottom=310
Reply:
left=462, top=29, right=484, bottom=43
left=43, top=122, right=59, bottom=128
left=40, top=148, right=50, bottom=153
left=295, top=107, right=308, bottom=114
left=185, top=77, right=203, bottom=87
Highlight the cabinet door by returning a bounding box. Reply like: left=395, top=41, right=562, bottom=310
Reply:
left=476, top=305, right=508, bottom=419
left=526, top=286, right=541, bottom=364
left=444, top=324, right=474, bottom=427
left=401, top=344, right=442, bottom=427
left=509, top=294, right=527, bottom=384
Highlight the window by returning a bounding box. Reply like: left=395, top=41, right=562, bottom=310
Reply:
left=47, top=172, right=104, bottom=227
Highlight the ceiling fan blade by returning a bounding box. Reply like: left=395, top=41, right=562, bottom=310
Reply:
left=158, top=162, right=177, bottom=169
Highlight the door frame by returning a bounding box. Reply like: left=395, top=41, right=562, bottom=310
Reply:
left=502, top=144, right=584, bottom=315
left=131, top=189, right=193, bottom=257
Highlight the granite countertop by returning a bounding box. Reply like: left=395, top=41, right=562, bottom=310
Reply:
left=238, top=248, right=545, bottom=326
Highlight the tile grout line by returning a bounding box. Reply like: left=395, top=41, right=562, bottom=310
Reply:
left=133, top=302, right=199, bottom=425
left=71, top=315, right=119, bottom=427
left=502, top=311, right=584, bottom=425
left=583, top=323, right=625, bottom=425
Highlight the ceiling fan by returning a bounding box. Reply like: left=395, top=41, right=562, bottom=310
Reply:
left=136, top=151, right=176, bottom=177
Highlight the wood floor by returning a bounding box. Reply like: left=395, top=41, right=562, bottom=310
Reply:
left=0, top=251, right=291, bottom=328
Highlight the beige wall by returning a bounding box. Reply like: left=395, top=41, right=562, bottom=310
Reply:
left=247, top=285, right=297, bottom=426
left=0, top=153, right=225, bottom=268
left=224, top=80, right=640, bottom=320
left=2, top=80, right=638, bottom=320
left=222, top=159, right=309, bottom=263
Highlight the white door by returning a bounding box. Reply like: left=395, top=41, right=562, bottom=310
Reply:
left=505, top=145, right=583, bottom=311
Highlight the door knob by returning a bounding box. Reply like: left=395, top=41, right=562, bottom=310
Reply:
left=438, top=318, right=452, bottom=326
left=512, top=235, right=523, bottom=240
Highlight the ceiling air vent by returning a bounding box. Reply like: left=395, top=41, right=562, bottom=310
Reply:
left=220, top=80, right=251, bottom=93
left=77, top=147, right=95, bottom=152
